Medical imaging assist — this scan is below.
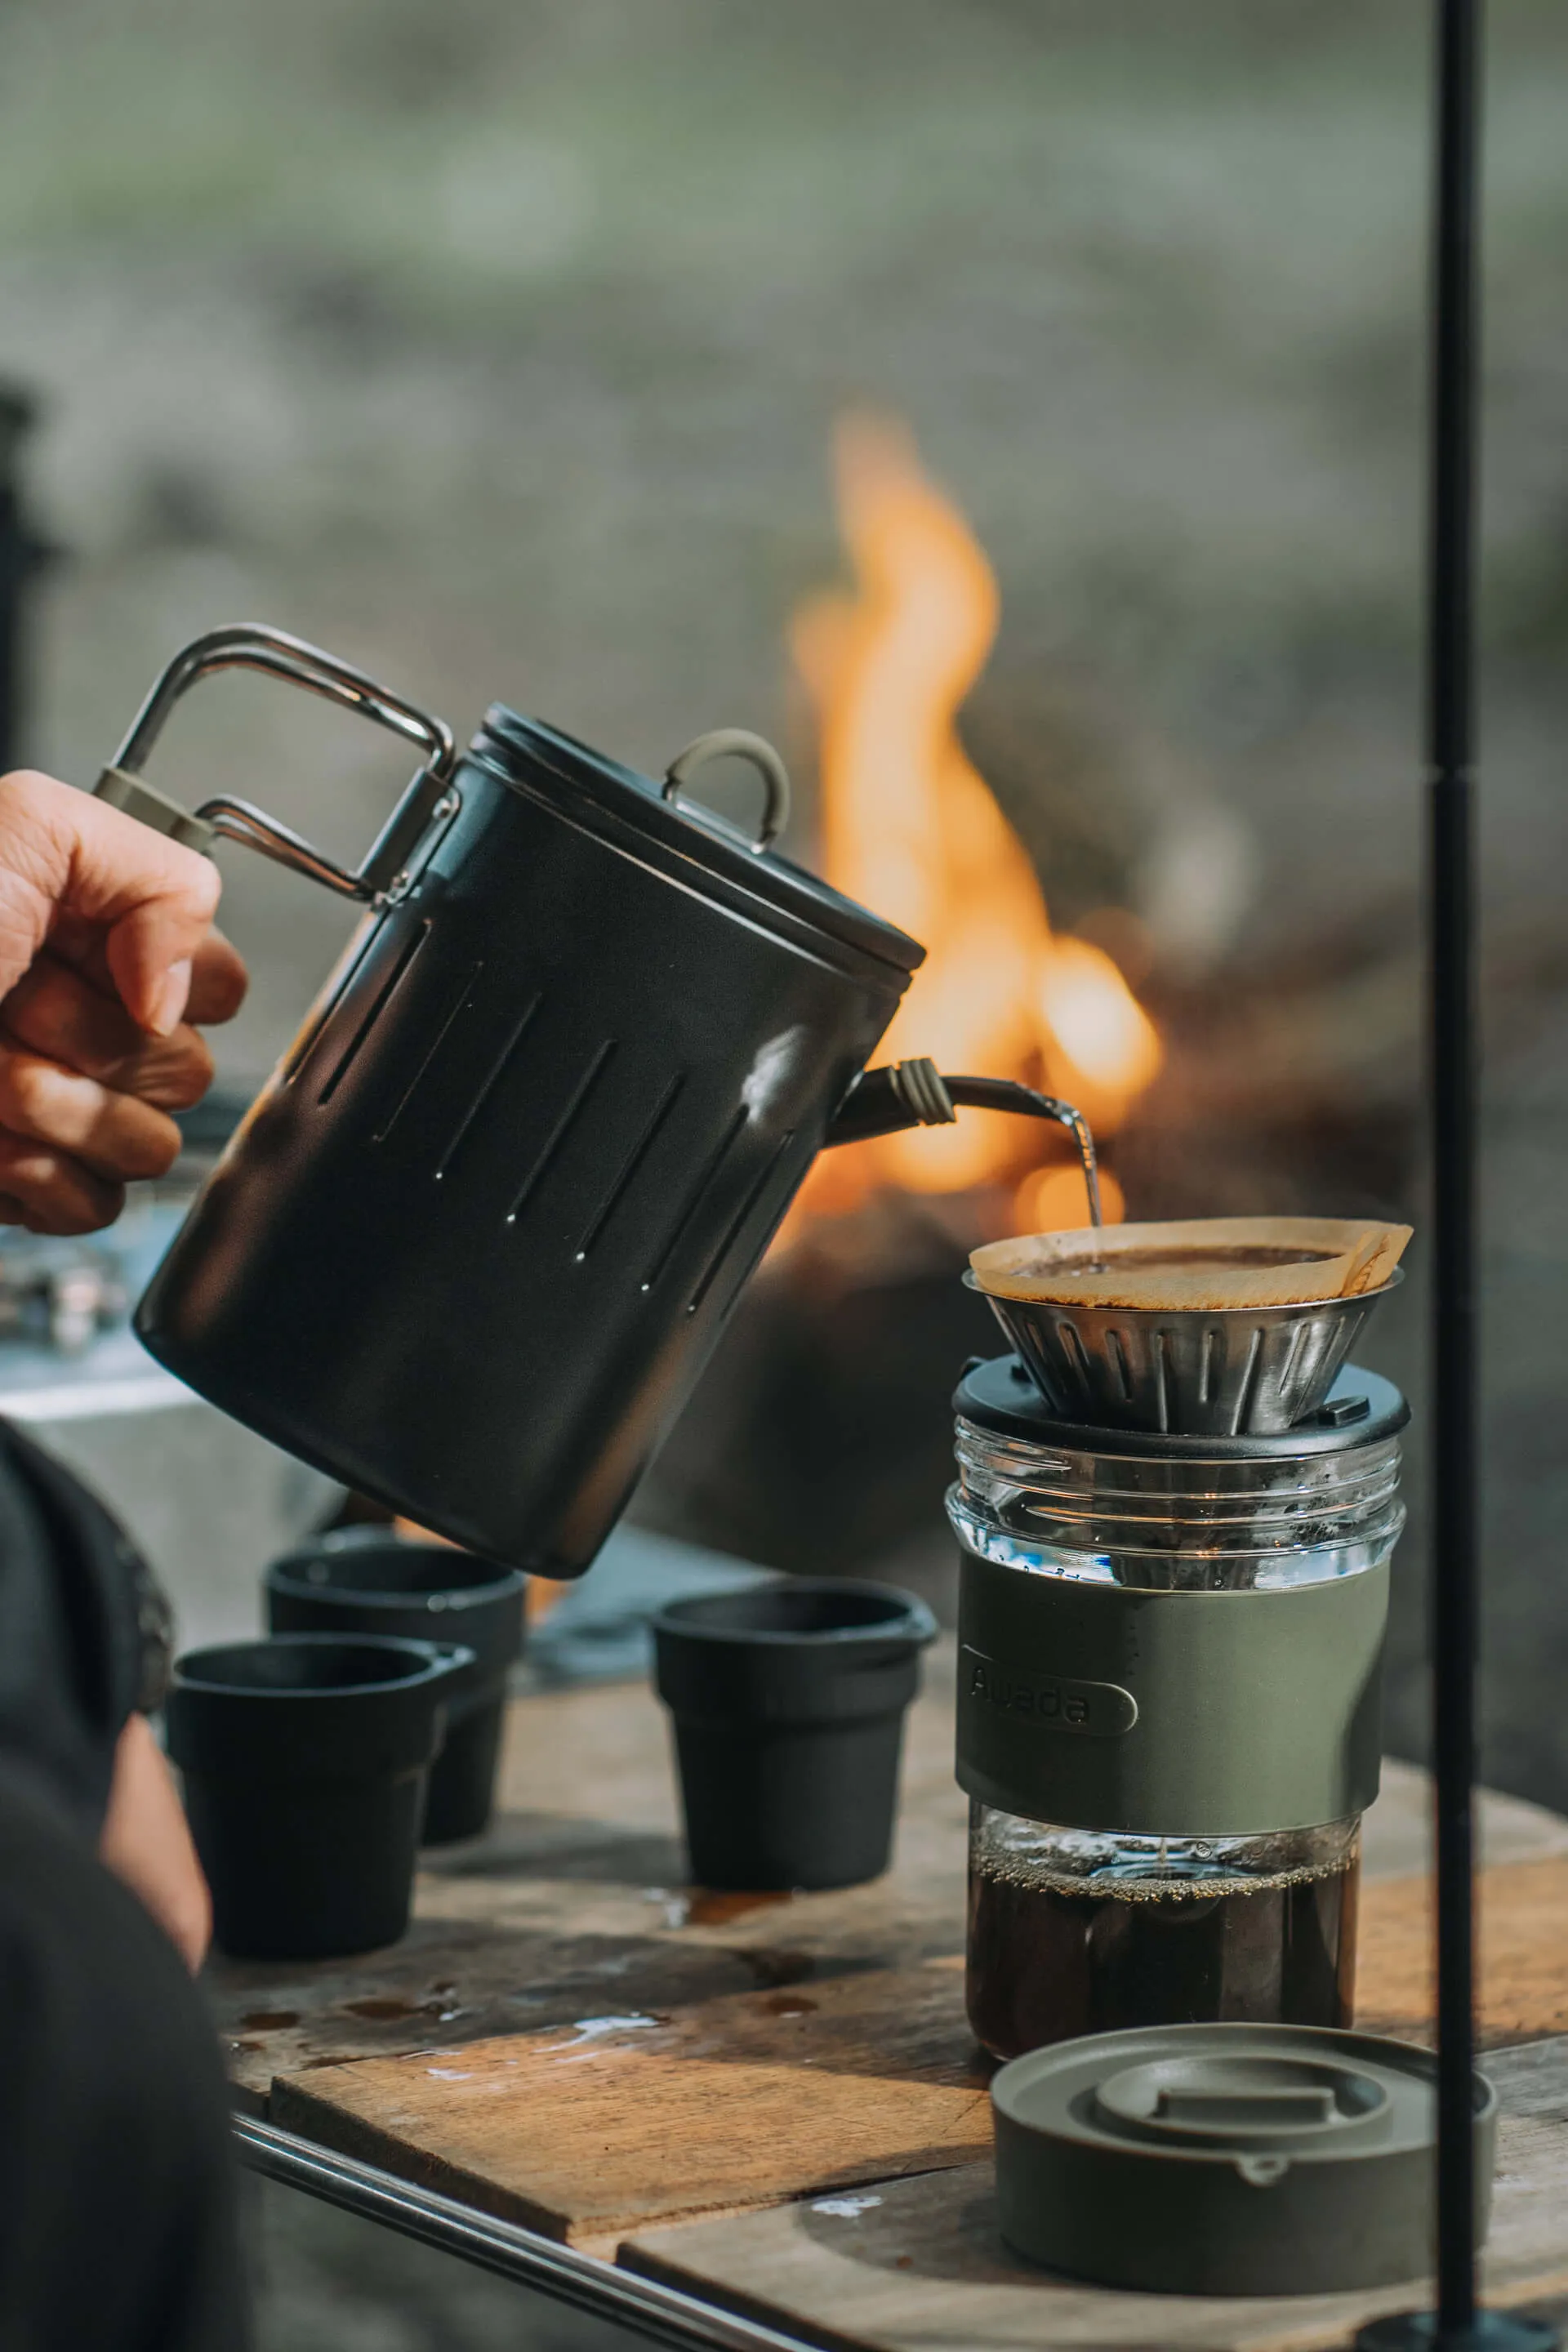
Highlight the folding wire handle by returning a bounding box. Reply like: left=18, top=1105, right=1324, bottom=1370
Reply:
left=92, top=624, right=460, bottom=902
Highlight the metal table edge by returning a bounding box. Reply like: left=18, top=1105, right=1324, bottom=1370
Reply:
left=234, top=2114, right=817, bottom=2352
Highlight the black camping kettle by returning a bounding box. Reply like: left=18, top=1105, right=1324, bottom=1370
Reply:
left=96, top=625, right=1097, bottom=1574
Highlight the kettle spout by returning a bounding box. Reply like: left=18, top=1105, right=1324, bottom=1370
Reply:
left=825, top=1058, right=1104, bottom=1227
left=826, top=1058, right=958, bottom=1145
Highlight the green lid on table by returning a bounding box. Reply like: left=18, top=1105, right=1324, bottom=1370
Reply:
left=991, top=2023, right=1497, bottom=2298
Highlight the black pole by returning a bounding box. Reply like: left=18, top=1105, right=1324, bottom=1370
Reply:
left=1428, top=0, right=1481, bottom=2333
left=1359, top=7, right=1559, bottom=2346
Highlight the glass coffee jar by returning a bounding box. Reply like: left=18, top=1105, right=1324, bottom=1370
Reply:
left=948, top=1355, right=1407, bottom=2062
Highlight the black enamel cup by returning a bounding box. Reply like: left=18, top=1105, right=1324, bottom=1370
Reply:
left=265, top=1530, right=526, bottom=1844
left=98, top=626, right=1095, bottom=1575
left=165, top=1633, right=472, bottom=1959
left=651, top=1579, right=938, bottom=1891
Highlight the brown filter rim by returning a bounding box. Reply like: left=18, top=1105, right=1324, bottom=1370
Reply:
left=969, top=1216, right=1414, bottom=1312
left=959, top=1265, right=1406, bottom=1322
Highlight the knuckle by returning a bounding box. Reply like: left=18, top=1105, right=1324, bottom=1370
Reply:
left=80, top=790, right=221, bottom=918
left=162, top=1071, right=207, bottom=1115
left=0, top=772, right=71, bottom=872
left=0, top=769, right=58, bottom=819
left=6, top=1054, right=58, bottom=1131
left=157, top=1034, right=214, bottom=1111
left=0, top=1138, right=118, bottom=1235
left=186, top=1032, right=216, bottom=1092
left=176, top=858, right=222, bottom=924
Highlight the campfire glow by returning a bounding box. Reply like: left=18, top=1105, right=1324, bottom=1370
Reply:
left=788, top=416, right=1160, bottom=1229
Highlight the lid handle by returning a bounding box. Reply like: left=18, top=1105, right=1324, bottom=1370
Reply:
left=1093, top=2055, right=1391, bottom=2149
left=1156, top=2087, right=1337, bottom=2129
left=662, top=728, right=791, bottom=851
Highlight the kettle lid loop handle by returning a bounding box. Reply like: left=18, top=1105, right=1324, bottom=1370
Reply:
left=662, top=728, right=791, bottom=852
left=91, top=623, right=459, bottom=904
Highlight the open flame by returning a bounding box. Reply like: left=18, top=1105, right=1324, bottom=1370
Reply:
left=789, top=416, right=1161, bottom=1229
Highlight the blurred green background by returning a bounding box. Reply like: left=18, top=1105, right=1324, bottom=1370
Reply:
left=2, top=0, right=1560, bottom=1067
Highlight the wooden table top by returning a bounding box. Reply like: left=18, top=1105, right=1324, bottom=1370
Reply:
left=209, top=1643, right=1568, bottom=2349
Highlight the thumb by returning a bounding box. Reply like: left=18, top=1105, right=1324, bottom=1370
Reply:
left=0, top=772, right=223, bottom=1036
left=109, top=933, right=197, bottom=1040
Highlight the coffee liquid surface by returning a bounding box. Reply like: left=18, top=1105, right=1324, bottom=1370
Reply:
left=966, top=1854, right=1358, bottom=2062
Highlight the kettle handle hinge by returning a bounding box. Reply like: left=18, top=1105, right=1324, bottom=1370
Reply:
left=91, top=624, right=460, bottom=903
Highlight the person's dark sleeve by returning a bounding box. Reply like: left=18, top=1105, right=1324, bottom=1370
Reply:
left=0, top=1760, right=252, bottom=2352
left=0, top=1420, right=166, bottom=1827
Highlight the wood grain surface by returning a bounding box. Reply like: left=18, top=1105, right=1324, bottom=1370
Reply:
left=257, top=1850, right=1568, bottom=2247
left=619, top=2037, right=1568, bottom=2352
left=271, top=1958, right=991, bottom=2242
left=1358, top=1855, right=1568, bottom=2046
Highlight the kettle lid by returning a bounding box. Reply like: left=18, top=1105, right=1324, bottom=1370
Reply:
left=471, top=706, right=925, bottom=977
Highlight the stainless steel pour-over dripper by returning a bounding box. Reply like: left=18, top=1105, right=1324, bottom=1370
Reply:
left=968, top=1267, right=1404, bottom=1437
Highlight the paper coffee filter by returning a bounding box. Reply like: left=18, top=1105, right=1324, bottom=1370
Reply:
left=970, top=1216, right=1413, bottom=1312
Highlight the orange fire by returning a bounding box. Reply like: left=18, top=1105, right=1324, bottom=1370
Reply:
left=788, top=416, right=1160, bottom=1229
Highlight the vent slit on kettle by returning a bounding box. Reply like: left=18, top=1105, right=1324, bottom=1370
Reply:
left=283, top=932, right=378, bottom=1090
left=316, top=920, right=430, bottom=1107
left=641, top=1103, right=749, bottom=1294
left=686, top=1130, right=797, bottom=1316
left=373, top=963, right=483, bottom=1145
left=435, top=990, right=544, bottom=1182
left=573, top=1071, right=688, bottom=1262
left=505, top=1039, right=617, bottom=1224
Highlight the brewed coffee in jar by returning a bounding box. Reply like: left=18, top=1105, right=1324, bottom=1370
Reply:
left=966, top=1809, right=1360, bottom=2062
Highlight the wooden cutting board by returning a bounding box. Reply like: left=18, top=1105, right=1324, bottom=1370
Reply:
left=271, top=1958, right=991, bottom=2243
left=210, top=1664, right=1568, bottom=2109
left=210, top=1915, right=785, bottom=2115
left=621, top=2038, right=1568, bottom=2352
left=266, top=1856, right=1568, bottom=2248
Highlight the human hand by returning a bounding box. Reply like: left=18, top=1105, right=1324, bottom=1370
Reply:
left=100, top=1710, right=212, bottom=1972
left=0, top=768, right=247, bottom=1232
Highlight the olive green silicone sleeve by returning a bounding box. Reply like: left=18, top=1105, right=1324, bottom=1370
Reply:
left=956, top=1549, right=1390, bottom=1836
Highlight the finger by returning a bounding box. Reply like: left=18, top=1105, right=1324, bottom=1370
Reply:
left=0, top=1133, right=123, bottom=1234
left=0, top=770, right=221, bottom=1034
left=2, top=956, right=216, bottom=1108
left=187, top=926, right=248, bottom=1025
left=0, top=1044, right=184, bottom=1182
left=44, top=913, right=247, bottom=1028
